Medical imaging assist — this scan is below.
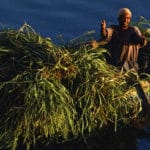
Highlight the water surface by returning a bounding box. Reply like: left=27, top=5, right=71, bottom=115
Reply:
left=1, top=0, right=150, bottom=43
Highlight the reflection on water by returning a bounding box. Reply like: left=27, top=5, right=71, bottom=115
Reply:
left=137, top=129, right=150, bottom=150
left=137, top=138, right=150, bottom=150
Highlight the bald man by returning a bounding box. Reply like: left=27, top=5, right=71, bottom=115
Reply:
left=101, top=8, right=147, bottom=72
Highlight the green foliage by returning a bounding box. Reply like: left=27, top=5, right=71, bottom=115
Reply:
left=73, top=47, right=142, bottom=137
left=0, top=23, right=149, bottom=149
left=0, top=76, right=77, bottom=150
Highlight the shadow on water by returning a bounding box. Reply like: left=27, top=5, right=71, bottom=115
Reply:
left=17, top=125, right=150, bottom=150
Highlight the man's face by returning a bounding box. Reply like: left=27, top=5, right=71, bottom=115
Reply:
left=118, top=13, right=131, bottom=30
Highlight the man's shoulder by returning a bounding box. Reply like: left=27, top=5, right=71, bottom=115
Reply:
left=129, top=26, right=142, bottom=35
left=129, top=26, right=140, bottom=31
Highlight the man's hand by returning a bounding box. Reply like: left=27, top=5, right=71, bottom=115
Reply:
left=141, top=35, right=147, bottom=47
left=101, top=20, right=107, bottom=37
left=101, top=20, right=106, bottom=29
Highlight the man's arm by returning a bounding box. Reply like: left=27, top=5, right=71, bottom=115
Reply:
left=139, top=35, right=147, bottom=47
left=101, top=20, right=114, bottom=41
left=134, top=26, right=147, bottom=47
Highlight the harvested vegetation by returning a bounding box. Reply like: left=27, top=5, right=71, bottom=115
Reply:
left=0, top=22, right=149, bottom=150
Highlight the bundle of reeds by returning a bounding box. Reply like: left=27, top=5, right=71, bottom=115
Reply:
left=0, top=23, right=149, bottom=150
left=0, top=23, right=78, bottom=149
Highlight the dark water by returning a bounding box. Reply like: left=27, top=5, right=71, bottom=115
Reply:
left=1, top=0, right=150, bottom=43
left=1, top=0, right=150, bottom=149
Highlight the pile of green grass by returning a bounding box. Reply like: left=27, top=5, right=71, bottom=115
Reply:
left=0, top=23, right=149, bottom=150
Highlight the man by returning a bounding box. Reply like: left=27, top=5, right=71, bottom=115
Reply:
left=101, top=8, right=150, bottom=116
left=101, top=8, right=147, bottom=72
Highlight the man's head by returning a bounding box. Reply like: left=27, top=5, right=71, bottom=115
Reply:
left=117, top=8, right=132, bottom=30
